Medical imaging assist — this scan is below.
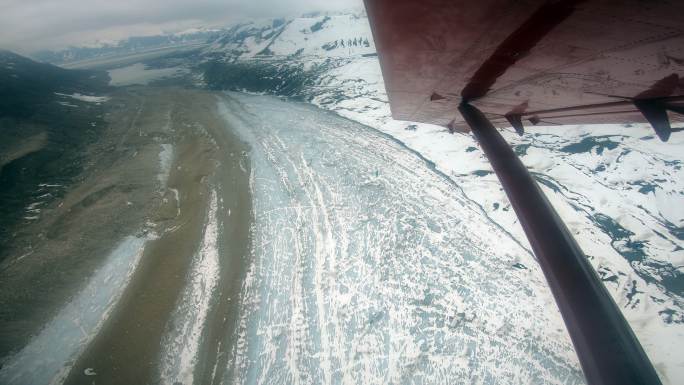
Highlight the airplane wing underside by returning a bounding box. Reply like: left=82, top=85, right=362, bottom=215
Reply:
left=364, top=0, right=684, bottom=139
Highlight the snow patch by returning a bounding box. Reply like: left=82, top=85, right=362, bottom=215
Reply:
left=54, top=92, right=110, bottom=103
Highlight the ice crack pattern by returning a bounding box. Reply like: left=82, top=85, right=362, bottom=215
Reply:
left=218, top=93, right=585, bottom=385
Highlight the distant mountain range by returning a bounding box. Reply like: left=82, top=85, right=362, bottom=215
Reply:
left=29, top=10, right=373, bottom=66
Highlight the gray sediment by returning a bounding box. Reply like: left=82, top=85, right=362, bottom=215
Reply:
left=0, top=86, right=252, bottom=385
left=63, top=87, right=252, bottom=385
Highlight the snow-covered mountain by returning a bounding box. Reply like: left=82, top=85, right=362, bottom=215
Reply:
left=203, top=11, right=374, bottom=59
left=35, top=9, right=684, bottom=382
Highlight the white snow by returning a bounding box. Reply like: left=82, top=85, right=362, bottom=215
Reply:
left=174, top=27, right=220, bottom=36
left=158, top=143, right=174, bottom=188
left=267, top=15, right=374, bottom=58
left=56, top=101, right=78, bottom=108
left=54, top=92, right=110, bottom=103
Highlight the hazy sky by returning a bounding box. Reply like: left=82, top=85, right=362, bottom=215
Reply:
left=0, top=0, right=362, bottom=53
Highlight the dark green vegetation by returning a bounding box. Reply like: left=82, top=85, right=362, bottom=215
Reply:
left=202, top=59, right=328, bottom=99
left=205, top=19, right=288, bottom=59
left=0, top=50, right=109, bottom=118
left=0, top=50, right=110, bottom=260
left=530, top=168, right=684, bottom=305
left=142, top=47, right=205, bottom=70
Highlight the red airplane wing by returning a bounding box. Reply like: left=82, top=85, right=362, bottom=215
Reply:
left=364, top=0, right=684, bottom=139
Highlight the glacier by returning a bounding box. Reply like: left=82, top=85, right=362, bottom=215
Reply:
left=217, top=93, right=584, bottom=384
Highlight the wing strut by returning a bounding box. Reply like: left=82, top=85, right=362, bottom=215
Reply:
left=458, top=102, right=663, bottom=385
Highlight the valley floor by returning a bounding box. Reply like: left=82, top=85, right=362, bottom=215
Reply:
left=0, top=87, right=251, bottom=385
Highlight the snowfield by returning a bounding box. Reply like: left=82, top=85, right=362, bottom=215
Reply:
left=218, top=93, right=584, bottom=384
left=54, top=92, right=110, bottom=103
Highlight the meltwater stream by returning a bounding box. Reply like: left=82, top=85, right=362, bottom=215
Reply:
left=217, top=93, right=585, bottom=385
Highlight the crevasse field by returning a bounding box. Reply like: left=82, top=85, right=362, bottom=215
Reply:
left=218, top=93, right=583, bottom=384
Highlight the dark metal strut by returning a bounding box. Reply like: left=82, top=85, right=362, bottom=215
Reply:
left=458, top=103, right=662, bottom=385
